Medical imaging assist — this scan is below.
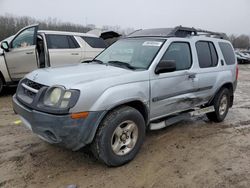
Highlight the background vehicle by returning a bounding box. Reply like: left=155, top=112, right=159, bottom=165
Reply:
left=13, top=26, right=237, bottom=166
left=0, top=24, right=108, bottom=93
left=235, top=51, right=250, bottom=64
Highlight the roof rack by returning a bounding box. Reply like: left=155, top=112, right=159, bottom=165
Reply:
left=127, top=26, right=227, bottom=39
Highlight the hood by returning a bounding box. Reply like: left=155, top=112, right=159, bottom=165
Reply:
left=25, top=63, right=142, bottom=88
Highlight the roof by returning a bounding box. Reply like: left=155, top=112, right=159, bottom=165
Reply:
left=127, top=26, right=227, bottom=39
left=87, top=29, right=121, bottom=39
left=38, top=30, right=99, bottom=38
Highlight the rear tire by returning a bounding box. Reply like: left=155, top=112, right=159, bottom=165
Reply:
left=91, top=106, right=145, bottom=167
left=206, top=88, right=230, bottom=122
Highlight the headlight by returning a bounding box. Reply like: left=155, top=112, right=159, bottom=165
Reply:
left=43, top=86, right=79, bottom=109
left=47, top=88, right=62, bottom=105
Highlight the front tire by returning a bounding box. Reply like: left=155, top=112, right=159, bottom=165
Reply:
left=0, top=77, right=4, bottom=94
left=91, top=106, right=145, bottom=166
left=206, top=88, right=230, bottom=122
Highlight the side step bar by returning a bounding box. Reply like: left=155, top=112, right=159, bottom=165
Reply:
left=149, top=106, right=215, bottom=130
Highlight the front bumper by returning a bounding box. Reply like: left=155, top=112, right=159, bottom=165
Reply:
left=13, top=95, right=105, bottom=151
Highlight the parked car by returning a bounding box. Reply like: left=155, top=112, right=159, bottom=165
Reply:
left=241, top=51, right=250, bottom=59
left=13, top=26, right=238, bottom=166
left=0, top=24, right=107, bottom=93
left=235, top=51, right=250, bottom=64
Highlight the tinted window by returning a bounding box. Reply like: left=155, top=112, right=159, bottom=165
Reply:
left=196, top=41, right=218, bottom=68
left=68, top=36, right=80, bottom=48
left=81, top=37, right=107, bottom=48
left=209, top=43, right=218, bottom=66
left=161, top=42, right=192, bottom=71
left=219, top=42, right=235, bottom=65
left=47, top=35, right=79, bottom=49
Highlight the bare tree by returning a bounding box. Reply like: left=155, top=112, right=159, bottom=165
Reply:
left=0, top=14, right=92, bottom=41
left=228, top=34, right=250, bottom=49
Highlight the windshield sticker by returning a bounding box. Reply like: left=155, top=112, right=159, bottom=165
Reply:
left=142, top=41, right=163, bottom=47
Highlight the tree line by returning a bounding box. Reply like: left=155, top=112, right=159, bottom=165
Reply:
left=0, top=14, right=249, bottom=49
left=228, top=34, right=250, bottom=50
left=0, top=14, right=92, bottom=41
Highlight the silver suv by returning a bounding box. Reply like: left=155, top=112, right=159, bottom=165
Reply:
left=13, top=26, right=238, bottom=166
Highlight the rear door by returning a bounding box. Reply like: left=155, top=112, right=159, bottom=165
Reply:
left=150, top=40, right=199, bottom=120
left=194, top=40, right=220, bottom=103
left=4, top=25, right=38, bottom=80
left=46, top=34, right=82, bottom=66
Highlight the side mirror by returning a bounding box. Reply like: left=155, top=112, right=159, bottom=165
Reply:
left=1, top=41, right=9, bottom=52
left=155, top=60, right=176, bottom=74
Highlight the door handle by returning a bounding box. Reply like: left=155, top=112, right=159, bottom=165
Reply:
left=71, top=53, right=79, bottom=55
left=221, top=59, right=224, bottom=66
left=26, top=51, right=34, bottom=55
left=188, top=74, right=196, bottom=79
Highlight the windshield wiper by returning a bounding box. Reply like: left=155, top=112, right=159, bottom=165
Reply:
left=107, top=61, right=136, bottom=70
left=83, top=59, right=104, bottom=64
left=92, top=59, right=104, bottom=64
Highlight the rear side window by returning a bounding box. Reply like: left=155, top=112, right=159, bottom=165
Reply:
left=219, top=42, right=235, bottom=65
left=196, top=41, right=218, bottom=68
left=68, top=36, right=80, bottom=48
left=47, top=35, right=80, bottom=49
left=81, top=36, right=107, bottom=48
left=161, top=42, right=192, bottom=71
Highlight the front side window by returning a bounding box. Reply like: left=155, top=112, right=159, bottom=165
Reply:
left=95, top=38, right=164, bottom=70
left=161, top=42, right=192, bottom=71
left=12, top=27, right=36, bottom=48
left=219, top=42, right=235, bottom=65
left=47, top=35, right=79, bottom=49
left=196, top=41, right=218, bottom=68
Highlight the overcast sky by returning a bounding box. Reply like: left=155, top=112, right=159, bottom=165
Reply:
left=1, top=0, right=250, bottom=35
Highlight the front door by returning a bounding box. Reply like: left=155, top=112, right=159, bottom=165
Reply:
left=4, top=25, right=38, bottom=80
left=150, top=41, right=199, bottom=120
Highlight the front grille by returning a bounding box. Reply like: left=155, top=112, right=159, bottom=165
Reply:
left=24, top=88, right=36, bottom=98
left=16, top=79, right=47, bottom=105
left=22, top=79, right=44, bottom=99
left=23, top=79, right=44, bottom=99
left=26, top=79, right=44, bottom=90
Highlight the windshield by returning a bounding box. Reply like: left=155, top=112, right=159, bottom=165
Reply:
left=95, top=38, right=165, bottom=70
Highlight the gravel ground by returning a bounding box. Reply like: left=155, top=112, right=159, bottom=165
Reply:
left=0, top=65, right=250, bottom=188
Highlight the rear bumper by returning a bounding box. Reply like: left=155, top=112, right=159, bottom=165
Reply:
left=13, top=95, right=105, bottom=151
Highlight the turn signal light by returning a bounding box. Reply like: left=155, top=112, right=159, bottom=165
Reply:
left=71, top=112, right=89, bottom=119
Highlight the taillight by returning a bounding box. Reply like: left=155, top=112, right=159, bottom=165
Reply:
left=236, top=64, right=239, bottom=80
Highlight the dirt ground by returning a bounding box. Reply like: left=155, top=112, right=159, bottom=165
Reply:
left=0, top=65, right=250, bottom=188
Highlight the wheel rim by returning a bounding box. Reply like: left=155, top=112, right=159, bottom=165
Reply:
left=111, top=120, right=138, bottom=156
left=219, top=95, right=228, bottom=116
